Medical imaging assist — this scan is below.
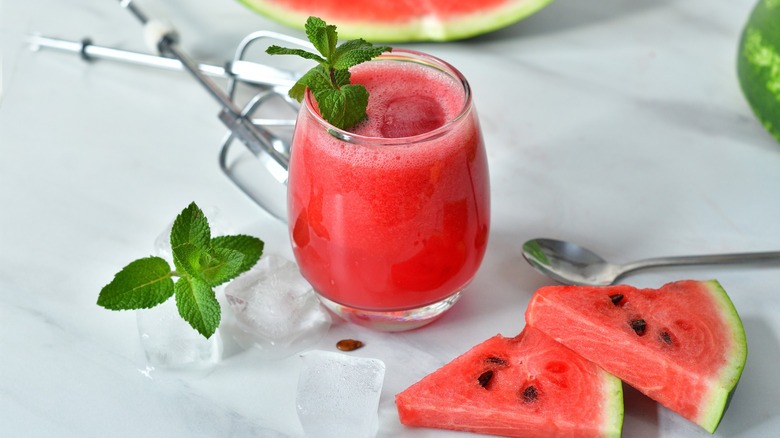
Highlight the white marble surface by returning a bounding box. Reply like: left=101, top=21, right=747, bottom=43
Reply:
left=2, top=0, right=780, bottom=436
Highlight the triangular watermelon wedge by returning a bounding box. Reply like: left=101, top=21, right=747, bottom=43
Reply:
left=525, top=279, right=747, bottom=434
left=395, top=326, right=624, bottom=437
left=237, top=0, right=555, bottom=42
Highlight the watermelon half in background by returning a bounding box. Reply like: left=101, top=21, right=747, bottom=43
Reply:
left=237, top=0, right=555, bottom=42
left=526, top=280, right=747, bottom=434
left=737, top=0, right=780, bottom=144
left=396, top=327, right=624, bottom=437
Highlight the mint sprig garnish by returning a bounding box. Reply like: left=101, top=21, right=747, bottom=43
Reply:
left=97, top=202, right=264, bottom=338
left=266, top=16, right=391, bottom=130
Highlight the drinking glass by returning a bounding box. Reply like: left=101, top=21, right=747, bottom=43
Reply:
left=287, top=49, right=489, bottom=331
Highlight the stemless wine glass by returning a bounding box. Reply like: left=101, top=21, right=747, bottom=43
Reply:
left=287, top=49, right=490, bottom=331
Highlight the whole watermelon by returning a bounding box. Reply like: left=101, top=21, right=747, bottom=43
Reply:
left=737, top=0, right=780, bottom=144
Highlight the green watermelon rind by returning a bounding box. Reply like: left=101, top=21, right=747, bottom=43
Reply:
left=601, top=372, right=625, bottom=438
left=737, top=0, right=780, bottom=144
left=696, top=280, right=748, bottom=433
left=237, top=0, right=555, bottom=42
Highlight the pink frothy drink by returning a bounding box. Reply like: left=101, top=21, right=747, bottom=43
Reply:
left=288, top=49, right=490, bottom=331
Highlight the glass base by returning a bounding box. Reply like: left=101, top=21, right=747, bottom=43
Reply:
left=315, top=291, right=463, bottom=332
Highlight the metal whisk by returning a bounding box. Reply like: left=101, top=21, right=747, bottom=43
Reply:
left=29, top=0, right=308, bottom=221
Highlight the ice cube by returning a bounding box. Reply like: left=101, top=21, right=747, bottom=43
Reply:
left=296, top=350, right=386, bottom=438
left=136, top=297, right=223, bottom=373
left=224, top=255, right=331, bottom=358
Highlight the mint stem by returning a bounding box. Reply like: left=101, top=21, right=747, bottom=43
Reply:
left=264, top=16, right=391, bottom=130
left=329, top=68, right=339, bottom=89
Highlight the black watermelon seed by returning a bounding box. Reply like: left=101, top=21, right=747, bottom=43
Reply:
left=521, top=385, right=538, bottom=403
left=630, top=319, right=647, bottom=336
left=659, top=331, right=673, bottom=345
left=485, top=356, right=507, bottom=365
left=609, top=294, right=624, bottom=305
left=478, top=370, right=494, bottom=388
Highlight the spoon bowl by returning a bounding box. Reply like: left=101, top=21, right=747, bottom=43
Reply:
left=522, top=239, right=619, bottom=286
left=522, top=238, right=780, bottom=286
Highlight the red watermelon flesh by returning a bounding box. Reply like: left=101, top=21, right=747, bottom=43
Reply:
left=237, top=0, right=556, bottom=42
left=525, top=279, right=747, bottom=434
left=395, top=327, right=624, bottom=437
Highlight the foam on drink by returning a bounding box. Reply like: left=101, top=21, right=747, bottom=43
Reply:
left=300, top=59, right=474, bottom=175
left=349, top=60, right=466, bottom=138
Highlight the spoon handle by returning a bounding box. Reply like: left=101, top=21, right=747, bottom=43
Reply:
left=620, top=251, right=780, bottom=276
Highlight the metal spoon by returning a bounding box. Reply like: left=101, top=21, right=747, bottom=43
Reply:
left=521, top=238, right=780, bottom=286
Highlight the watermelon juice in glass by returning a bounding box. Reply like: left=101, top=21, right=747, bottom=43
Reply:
left=287, top=49, right=490, bottom=331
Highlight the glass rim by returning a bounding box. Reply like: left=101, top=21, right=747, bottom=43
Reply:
left=301, top=48, right=474, bottom=146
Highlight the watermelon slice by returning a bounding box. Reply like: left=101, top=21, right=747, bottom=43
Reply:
left=237, top=0, right=555, bottom=42
left=395, top=327, right=624, bottom=437
left=525, top=280, right=747, bottom=434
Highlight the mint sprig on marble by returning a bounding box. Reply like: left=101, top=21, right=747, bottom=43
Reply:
left=97, top=202, right=264, bottom=338
left=266, top=16, right=391, bottom=130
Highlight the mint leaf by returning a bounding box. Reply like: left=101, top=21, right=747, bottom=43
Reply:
left=305, top=16, right=337, bottom=61
left=171, top=202, right=211, bottom=254
left=97, top=257, right=174, bottom=310
left=171, top=242, right=248, bottom=287
left=171, top=203, right=212, bottom=276
left=332, top=69, right=351, bottom=88
left=315, top=84, right=369, bottom=131
left=199, top=247, right=245, bottom=287
left=332, top=39, right=390, bottom=70
left=171, top=242, right=207, bottom=279
left=288, top=64, right=333, bottom=102
left=212, top=234, right=264, bottom=275
left=265, top=46, right=325, bottom=64
left=266, top=16, right=391, bottom=130
left=175, top=276, right=220, bottom=338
